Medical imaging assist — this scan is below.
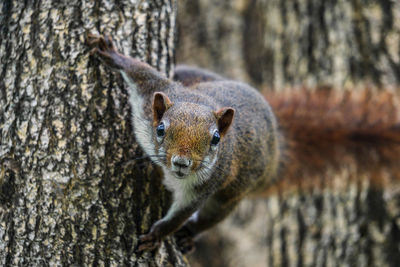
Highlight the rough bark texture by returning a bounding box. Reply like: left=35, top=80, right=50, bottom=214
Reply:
left=0, top=0, right=188, bottom=266
left=178, top=0, right=400, bottom=89
left=177, top=0, right=400, bottom=266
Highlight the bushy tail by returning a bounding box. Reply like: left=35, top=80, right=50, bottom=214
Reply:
left=265, top=88, right=400, bottom=190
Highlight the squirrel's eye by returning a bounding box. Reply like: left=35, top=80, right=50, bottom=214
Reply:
left=211, top=131, right=220, bottom=145
left=156, top=122, right=165, bottom=137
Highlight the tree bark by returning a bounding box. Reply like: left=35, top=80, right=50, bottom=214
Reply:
left=177, top=1, right=400, bottom=266
left=178, top=0, right=400, bottom=89
left=0, top=0, right=187, bottom=266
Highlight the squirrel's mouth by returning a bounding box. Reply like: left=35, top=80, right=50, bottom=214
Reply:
left=172, top=168, right=191, bottom=178
left=164, top=166, right=190, bottom=179
left=175, top=171, right=186, bottom=178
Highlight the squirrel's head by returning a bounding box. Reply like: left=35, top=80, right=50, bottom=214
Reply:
left=152, top=92, right=234, bottom=178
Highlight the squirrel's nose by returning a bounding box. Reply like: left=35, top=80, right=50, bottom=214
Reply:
left=171, top=155, right=192, bottom=169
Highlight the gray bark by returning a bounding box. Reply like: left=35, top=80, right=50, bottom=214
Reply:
left=0, top=0, right=187, bottom=266
left=177, top=1, right=400, bottom=266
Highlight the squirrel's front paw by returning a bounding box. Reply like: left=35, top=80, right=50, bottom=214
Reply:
left=137, top=220, right=166, bottom=252
left=86, top=33, right=119, bottom=68
left=137, top=232, right=161, bottom=252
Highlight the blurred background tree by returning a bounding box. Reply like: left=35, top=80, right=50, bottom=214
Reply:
left=177, top=1, right=400, bottom=266
left=178, top=0, right=400, bottom=90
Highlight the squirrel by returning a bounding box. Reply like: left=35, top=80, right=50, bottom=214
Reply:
left=87, top=34, right=281, bottom=253
left=87, top=34, right=400, bottom=253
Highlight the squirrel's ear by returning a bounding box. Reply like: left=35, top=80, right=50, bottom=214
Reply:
left=215, top=107, right=235, bottom=136
left=152, top=92, right=173, bottom=125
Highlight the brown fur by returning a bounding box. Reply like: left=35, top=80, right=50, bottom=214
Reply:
left=214, top=108, right=235, bottom=137
left=265, top=87, right=400, bottom=193
left=164, top=111, right=212, bottom=171
left=152, top=92, right=174, bottom=125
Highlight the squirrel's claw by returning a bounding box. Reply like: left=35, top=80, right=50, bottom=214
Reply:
left=89, top=47, right=98, bottom=56
left=86, top=33, right=101, bottom=46
left=137, top=233, right=161, bottom=252
left=104, top=34, right=115, bottom=49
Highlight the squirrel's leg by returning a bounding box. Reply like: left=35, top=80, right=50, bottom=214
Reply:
left=174, top=189, right=244, bottom=254
left=137, top=199, right=202, bottom=252
left=87, top=34, right=170, bottom=93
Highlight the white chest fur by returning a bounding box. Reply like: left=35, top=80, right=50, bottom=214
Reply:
left=162, top=168, right=197, bottom=203
left=120, top=71, right=155, bottom=157
left=162, top=162, right=216, bottom=205
left=162, top=167, right=199, bottom=220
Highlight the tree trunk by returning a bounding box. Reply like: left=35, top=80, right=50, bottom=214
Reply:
left=178, top=0, right=400, bottom=89
left=177, top=1, right=400, bottom=266
left=0, top=0, right=187, bottom=266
